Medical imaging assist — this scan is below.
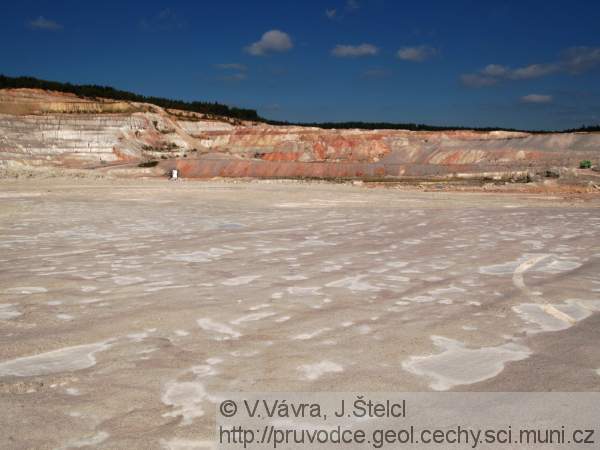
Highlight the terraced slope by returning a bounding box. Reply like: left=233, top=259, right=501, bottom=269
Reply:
left=1, top=89, right=599, bottom=179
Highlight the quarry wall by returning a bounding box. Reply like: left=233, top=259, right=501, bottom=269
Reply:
left=1, top=89, right=599, bottom=179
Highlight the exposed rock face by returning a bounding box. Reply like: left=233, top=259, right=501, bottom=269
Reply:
left=1, top=88, right=599, bottom=179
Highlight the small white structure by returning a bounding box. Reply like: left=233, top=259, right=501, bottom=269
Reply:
left=171, top=169, right=178, bottom=180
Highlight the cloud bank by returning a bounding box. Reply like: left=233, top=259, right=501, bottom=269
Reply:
left=462, top=47, right=600, bottom=87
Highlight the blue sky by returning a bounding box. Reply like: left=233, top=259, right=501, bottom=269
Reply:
left=1, top=0, right=600, bottom=129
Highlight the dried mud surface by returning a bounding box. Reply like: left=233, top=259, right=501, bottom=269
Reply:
left=1, top=179, right=599, bottom=449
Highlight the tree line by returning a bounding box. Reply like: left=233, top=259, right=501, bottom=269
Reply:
left=0, top=75, right=261, bottom=121
left=1, top=74, right=598, bottom=133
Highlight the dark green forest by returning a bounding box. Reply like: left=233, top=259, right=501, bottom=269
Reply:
left=267, top=120, right=523, bottom=132
left=1, top=75, right=598, bottom=133
left=0, top=75, right=261, bottom=121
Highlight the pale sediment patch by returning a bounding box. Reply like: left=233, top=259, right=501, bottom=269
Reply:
left=190, top=365, right=219, bottom=378
left=127, top=331, right=151, bottom=342
left=62, top=431, right=110, bottom=449
left=394, top=301, right=410, bottom=306
left=357, top=325, right=372, bottom=335
left=523, top=240, right=545, bottom=250
left=197, top=318, right=241, bottom=340
left=282, top=274, right=308, bottom=281
left=222, top=275, right=261, bottom=286
left=385, top=275, right=410, bottom=283
left=206, top=357, right=223, bottom=365
left=326, top=275, right=380, bottom=292
left=161, top=438, right=215, bottom=450
left=78, top=298, right=102, bottom=305
left=293, top=328, right=331, bottom=340
left=56, top=314, right=74, bottom=321
left=249, top=303, right=271, bottom=311
left=0, top=341, right=113, bottom=377
left=402, top=336, right=531, bottom=391
left=369, top=267, right=390, bottom=274
left=162, top=381, right=208, bottom=426
left=111, top=275, right=145, bottom=286
left=230, top=312, right=276, bottom=325
left=4, top=286, right=47, bottom=294
left=0, top=303, right=22, bottom=320
left=539, top=259, right=582, bottom=273
left=429, top=286, right=466, bottom=296
left=298, top=361, right=344, bottom=381
left=386, top=261, right=409, bottom=268
left=402, top=295, right=435, bottom=303
left=480, top=254, right=582, bottom=279
left=287, top=286, right=322, bottom=296
left=174, top=330, right=190, bottom=337
left=145, top=284, right=190, bottom=293
left=513, top=299, right=599, bottom=333
left=164, top=248, right=233, bottom=263
left=424, top=276, right=444, bottom=282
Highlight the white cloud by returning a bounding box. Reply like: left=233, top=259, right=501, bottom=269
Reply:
left=396, top=45, right=438, bottom=62
left=332, top=43, right=379, bottom=58
left=346, top=0, right=360, bottom=11
left=460, top=74, right=499, bottom=87
left=214, top=63, right=247, bottom=82
left=509, top=63, right=559, bottom=79
left=462, top=47, right=600, bottom=87
left=219, top=73, right=247, bottom=82
left=215, top=63, right=247, bottom=71
left=140, top=9, right=186, bottom=31
left=28, top=16, right=63, bottom=31
left=560, top=47, right=600, bottom=74
left=462, top=62, right=557, bottom=86
left=245, top=30, right=293, bottom=56
left=481, top=64, right=509, bottom=77
left=521, top=94, right=553, bottom=104
left=361, top=68, right=391, bottom=79
left=325, top=9, right=337, bottom=19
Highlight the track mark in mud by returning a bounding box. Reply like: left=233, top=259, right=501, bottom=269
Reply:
left=512, top=254, right=550, bottom=291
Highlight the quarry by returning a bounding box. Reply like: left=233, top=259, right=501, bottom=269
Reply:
left=1, top=89, right=600, bottom=449
left=1, top=88, right=600, bottom=189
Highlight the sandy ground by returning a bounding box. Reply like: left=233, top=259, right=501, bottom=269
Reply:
left=1, top=179, right=599, bottom=449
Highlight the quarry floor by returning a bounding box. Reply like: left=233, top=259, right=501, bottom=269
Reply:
left=1, top=179, right=600, bottom=449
